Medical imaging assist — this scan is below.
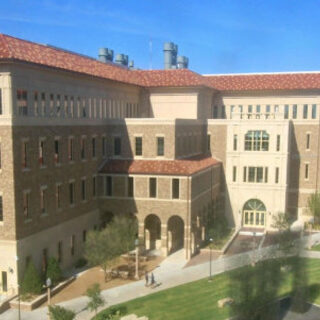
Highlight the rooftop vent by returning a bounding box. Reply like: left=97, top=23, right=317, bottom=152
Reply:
left=163, top=42, right=188, bottom=70
left=115, top=53, right=129, bottom=66
left=177, top=56, right=189, bottom=69
left=98, top=48, right=114, bottom=63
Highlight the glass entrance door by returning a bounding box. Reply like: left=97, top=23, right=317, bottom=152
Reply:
left=242, top=199, right=266, bottom=228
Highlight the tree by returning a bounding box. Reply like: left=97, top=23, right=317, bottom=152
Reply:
left=307, top=191, right=320, bottom=224
left=46, top=257, right=62, bottom=286
left=48, top=305, right=75, bottom=320
left=86, top=283, right=105, bottom=316
left=21, top=261, right=43, bottom=296
left=84, top=228, right=122, bottom=282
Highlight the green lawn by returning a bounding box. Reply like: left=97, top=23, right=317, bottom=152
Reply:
left=93, top=258, right=320, bottom=320
left=310, top=244, right=320, bottom=251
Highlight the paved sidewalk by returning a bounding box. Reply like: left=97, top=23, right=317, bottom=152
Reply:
left=3, top=233, right=320, bottom=320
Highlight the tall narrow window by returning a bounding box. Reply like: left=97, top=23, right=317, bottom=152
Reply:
left=58, top=241, right=63, bottom=263
left=306, top=133, right=311, bottom=150
left=40, top=187, right=47, bottom=214
left=92, top=137, right=96, bottom=158
left=56, top=184, right=62, bottom=210
left=56, top=94, right=61, bottom=116
left=266, top=105, right=270, bottom=113
left=0, top=195, right=2, bottom=221
left=230, top=105, right=235, bottom=118
left=303, top=104, right=308, bottom=119
left=54, top=139, right=60, bottom=164
left=248, top=105, right=253, bottom=114
left=68, top=138, right=74, bottom=161
left=305, top=163, right=309, bottom=180
left=22, top=141, right=28, bottom=169
left=221, top=105, right=226, bottom=118
left=39, top=139, right=45, bottom=166
left=41, top=92, right=46, bottom=116
left=233, top=134, right=238, bottom=151
left=276, top=135, right=281, bottom=151
left=81, top=137, right=86, bottom=160
left=114, top=137, right=121, bottom=156
left=1, top=271, right=7, bottom=292
left=0, top=89, right=2, bottom=115
left=207, top=134, right=211, bottom=152
left=284, top=105, right=289, bottom=119
left=128, top=177, right=134, bottom=197
left=232, top=166, right=237, bottom=182
left=69, top=182, right=75, bottom=205
left=157, top=137, right=164, bottom=156
left=17, top=90, right=28, bottom=116
left=213, top=106, right=218, bottom=118
left=34, top=91, right=38, bottom=116
left=149, top=178, right=157, bottom=198
left=312, top=104, right=317, bottom=119
left=81, top=179, right=86, bottom=201
left=292, top=104, right=297, bottom=119
left=135, top=137, right=142, bottom=156
left=102, top=136, right=106, bottom=158
left=105, top=176, right=112, bottom=196
left=243, top=167, right=247, bottom=182
left=275, top=167, right=279, bottom=184
left=172, top=178, right=180, bottom=199
left=23, top=191, right=29, bottom=218
left=92, top=176, right=97, bottom=197
left=264, top=167, right=268, bottom=183
left=256, top=105, right=261, bottom=113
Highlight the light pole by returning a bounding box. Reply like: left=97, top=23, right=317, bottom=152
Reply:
left=14, top=255, right=21, bottom=320
left=134, top=238, right=139, bottom=280
left=252, top=232, right=256, bottom=267
left=209, top=238, right=213, bottom=282
left=45, top=277, right=52, bottom=319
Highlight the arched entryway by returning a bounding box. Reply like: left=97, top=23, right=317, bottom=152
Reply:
left=242, top=199, right=266, bottom=228
left=167, top=215, right=184, bottom=254
left=144, top=214, right=161, bottom=250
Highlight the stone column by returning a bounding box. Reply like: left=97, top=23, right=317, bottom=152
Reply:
left=185, top=224, right=191, bottom=260
left=161, top=223, right=168, bottom=256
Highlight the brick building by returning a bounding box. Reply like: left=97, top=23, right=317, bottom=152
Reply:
left=0, top=34, right=319, bottom=294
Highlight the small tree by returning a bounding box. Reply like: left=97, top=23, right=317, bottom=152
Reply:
left=21, top=261, right=43, bottom=296
left=86, top=283, right=105, bottom=316
left=46, top=257, right=62, bottom=286
left=48, top=305, right=75, bottom=320
left=308, top=191, right=320, bottom=224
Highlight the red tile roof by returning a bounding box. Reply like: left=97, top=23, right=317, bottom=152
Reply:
left=99, top=155, right=219, bottom=176
left=1, top=34, right=320, bottom=91
left=205, top=73, right=320, bottom=91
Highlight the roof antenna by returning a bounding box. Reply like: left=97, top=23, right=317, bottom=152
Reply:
left=149, top=37, right=153, bottom=70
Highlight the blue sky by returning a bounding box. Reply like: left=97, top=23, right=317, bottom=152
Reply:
left=1, top=0, right=320, bottom=74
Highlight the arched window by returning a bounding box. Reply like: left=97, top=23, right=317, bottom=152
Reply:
left=244, top=130, right=269, bottom=151
left=243, top=199, right=266, bottom=212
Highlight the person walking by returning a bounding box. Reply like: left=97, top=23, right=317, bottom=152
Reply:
left=145, top=271, right=149, bottom=287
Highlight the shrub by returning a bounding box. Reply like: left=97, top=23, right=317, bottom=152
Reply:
left=21, top=261, right=43, bottom=296
left=48, top=305, right=75, bottom=320
left=74, top=257, right=87, bottom=269
left=94, top=306, right=127, bottom=320
left=86, top=283, right=105, bottom=316
left=46, top=257, right=62, bottom=286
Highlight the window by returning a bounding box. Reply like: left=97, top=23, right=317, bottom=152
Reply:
left=157, top=137, right=164, bottom=156
left=243, top=167, right=268, bottom=183
left=68, top=138, right=74, bottom=161
left=284, top=105, right=289, bottom=119
left=135, top=137, right=142, bottom=156
left=82, top=98, right=86, bottom=117
left=172, top=178, right=180, bottom=199
left=2, top=271, right=7, bottom=292
left=256, top=105, right=261, bottom=113
left=305, top=163, right=309, bottom=180
left=149, top=178, right=157, bottom=198
left=233, top=135, right=238, bottom=151
left=92, top=176, right=97, bottom=197
left=0, top=89, right=2, bottom=115
left=71, top=235, right=75, bottom=256
left=114, top=137, right=121, bottom=156
left=69, top=182, right=75, bottom=205
left=54, top=139, right=60, bottom=164
left=248, top=105, right=252, bottom=114
left=275, top=167, right=279, bottom=184
left=128, top=177, right=134, bottom=197
left=221, top=105, right=226, bottom=118
left=81, top=137, right=86, bottom=160
left=276, top=135, right=281, bottom=151
left=293, top=104, right=297, bottom=119
left=232, top=166, right=237, bottom=182
left=102, top=136, right=106, bottom=158
left=40, top=187, right=47, bottom=214
left=239, top=105, right=243, bottom=115
left=92, top=137, right=96, bottom=158
left=213, top=106, right=218, bottom=118
left=23, top=191, right=29, bottom=218
left=312, top=104, right=317, bottom=119
left=274, top=105, right=279, bottom=113
left=266, top=105, right=270, bottom=113
left=22, top=141, right=28, bottom=169
left=56, top=94, right=61, bottom=116
left=230, top=105, right=235, bottom=118
left=64, top=95, right=68, bottom=116
left=56, top=184, right=62, bottom=210
left=244, top=131, right=269, bottom=151
left=0, top=195, right=3, bottom=221
left=207, top=134, right=211, bottom=152
left=41, top=92, right=46, bottom=116
left=306, top=133, right=311, bottom=150
left=105, top=176, right=112, bottom=196
left=81, top=179, right=86, bottom=201
left=17, top=90, right=28, bottom=116
left=303, top=104, right=308, bottom=119
left=58, top=241, right=63, bottom=263
left=39, top=139, right=45, bottom=166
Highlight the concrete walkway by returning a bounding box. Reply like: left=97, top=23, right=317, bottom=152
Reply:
left=3, top=232, right=320, bottom=320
